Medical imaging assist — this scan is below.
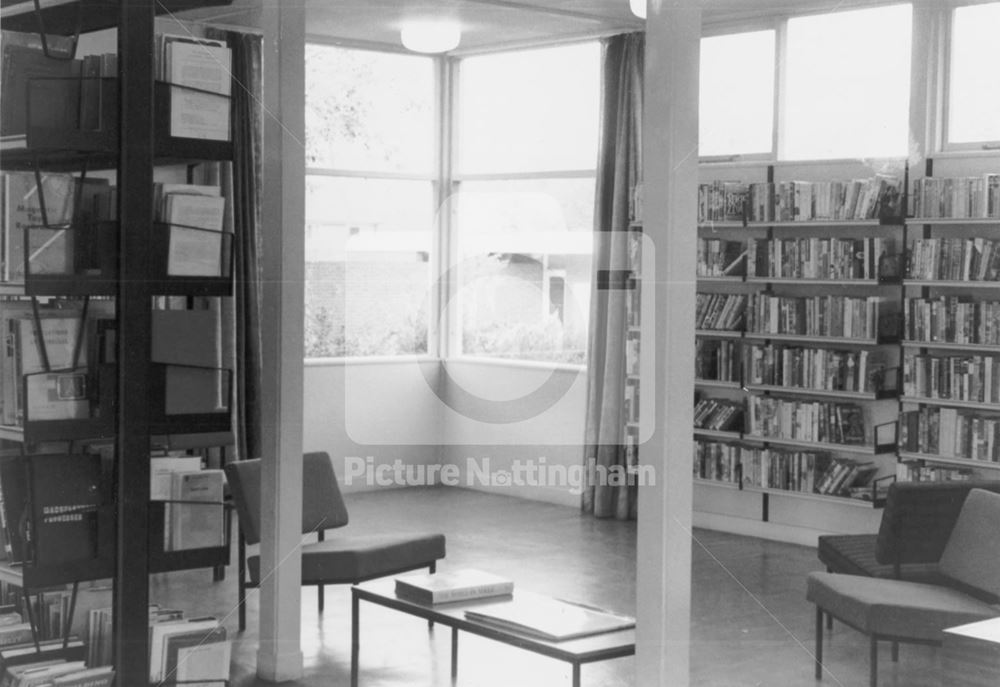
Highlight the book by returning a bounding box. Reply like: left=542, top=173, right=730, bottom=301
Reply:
left=0, top=32, right=79, bottom=137
left=8, top=659, right=85, bottom=686
left=161, top=35, right=232, bottom=141
left=150, top=455, right=204, bottom=502
left=167, top=227, right=225, bottom=277
left=0, top=457, right=28, bottom=564
left=0, top=637, right=85, bottom=668
left=27, top=454, right=104, bottom=567
left=148, top=617, right=220, bottom=682
left=395, top=569, right=513, bottom=604
left=0, top=621, right=32, bottom=649
left=166, top=470, right=224, bottom=552
left=49, top=666, right=114, bottom=687
left=464, top=594, right=634, bottom=642
left=1, top=172, right=76, bottom=282
left=162, top=626, right=229, bottom=685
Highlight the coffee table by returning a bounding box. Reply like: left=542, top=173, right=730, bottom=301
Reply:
left=351, top=579, right=636, bottom=687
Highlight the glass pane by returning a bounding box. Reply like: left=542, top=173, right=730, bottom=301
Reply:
left=454, top=178, right=594, bottom=363
left=458, top=43, right=600, bottom=174
left=305, top=45, right=435, bottom=173
left=304, top=177, right=433, bottom=357
left=948, top=2, right=1000, bottom=144
left=783, top=4, right=912, bottom=160
left=700, top=30, right=776, bottom=156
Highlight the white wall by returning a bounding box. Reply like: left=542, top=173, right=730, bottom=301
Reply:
left=439, top=359, right=588, bottom=507
left=302, top=359, right=443, bottom=492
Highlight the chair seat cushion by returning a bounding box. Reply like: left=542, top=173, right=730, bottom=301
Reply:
left=817, top=534, right=946, bottom=583
left=807, top=571, right=1000, bottom=641
left=248, top=533, right=445, bottom=585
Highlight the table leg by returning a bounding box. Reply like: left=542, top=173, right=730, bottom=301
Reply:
left=351, top=592, right=360, bottom=687
left=572, top=662, right=580, bottom=687
left=451, top=627, right=459, bottom=683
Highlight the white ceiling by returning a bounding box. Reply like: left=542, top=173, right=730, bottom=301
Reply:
left=180, top=0, right=893, bottom=52
left=181, top=0, right=643, bottom=52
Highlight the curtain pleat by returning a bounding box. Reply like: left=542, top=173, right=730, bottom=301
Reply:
left=582, top=33, right=644, bottom=520
left=206, top=29, right=264, bottom=463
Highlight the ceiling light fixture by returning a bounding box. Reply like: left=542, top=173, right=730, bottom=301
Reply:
left=400, top=20, right=462, bottom=54
left=629, top=0, right=646, bottom=19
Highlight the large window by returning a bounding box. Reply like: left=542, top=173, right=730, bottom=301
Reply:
left=947, top=2, right=1000, bottom=146
left=699, top=30, right=775, bottom=158
left=454, top=43, right=600, bottom=364
left=304, top=45, right=435, bottom=358
left=781, top=4, right=912, bottom=160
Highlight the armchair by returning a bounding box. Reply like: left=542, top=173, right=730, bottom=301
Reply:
left=225, top=452, right=446, bottom=631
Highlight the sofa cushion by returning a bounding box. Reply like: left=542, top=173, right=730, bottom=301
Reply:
left=819, top=534, right=949, bottom=583
left=248, top=532, right=446, bottom=585
left=807, top=572, right=999, bottom=641
left=939, top=489, right=1000, bottom=599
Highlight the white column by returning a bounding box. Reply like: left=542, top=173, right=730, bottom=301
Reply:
left=636, top=1, right=700, bottom=686
left=257, top=1, right=306, bottom=680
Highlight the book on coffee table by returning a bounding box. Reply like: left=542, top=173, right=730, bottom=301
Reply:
left=395, top=568, right=513, bottom=604
left=464, top=594, right=635, bottom=642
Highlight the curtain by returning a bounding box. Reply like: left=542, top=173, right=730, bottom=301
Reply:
left=581, top=33, right=644, bottom=520
left=206, top=29, right=264, bottom=463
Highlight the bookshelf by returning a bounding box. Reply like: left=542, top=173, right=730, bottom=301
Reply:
left=693, top=167, right=904, bottom=524
left=897, top=161, right=1000, bottom=482
left=624, top=219, right=642, bottom=475
left=0, top=1, right=236, bottom=683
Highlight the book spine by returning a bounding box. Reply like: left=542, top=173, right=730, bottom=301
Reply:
left=431, top=583, right=514, bottom=604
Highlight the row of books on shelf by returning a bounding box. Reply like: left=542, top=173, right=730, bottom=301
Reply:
left=394, top=569, right=634, bottom=642
left=694, top=293, right=746, bottom=331
left=1, top=30, right=232, bottom=147
left=696, top=239, right=745, bottom=278
left=746, top=397, right=869, bottom=446
left=0, top=302, right=230, bottom=429
left=697, top=176, right=902, bottom=224
left=894, top=461, right=976, bottom=483
left=698, top=236, right=1000, bottom=284
left=693, top=441, right=880, bottom=498
left=743, top=343, right=888, bottom=395
left=624, top=333, right=639, bottom=376
left=0, top=603, right=111, bottom=687
left=693, top=397, right=742, bottom=432
left=88, top=605, right=228, bottom=684
left=903, top=352, right=1000, bottom=405
left=1, top=172, right=115, bottom=284
left=0, top=174, right=229, bottom=284
left=899, top=407, right=1000, bottom=463
left=623, top=379, right=639, bottom=425
left=747, top=237, right=892, bottom=281
left=0, top=452, right=224, bottom=569
left=907, top=237, right=1000, bottom=282
left=746, top=294, right=889, bottom=340
left=694, top=339, right=739, bottom=383
left=911, top=175, right=1000, bottom=220
left=903, top=296, right=1000, bottom=346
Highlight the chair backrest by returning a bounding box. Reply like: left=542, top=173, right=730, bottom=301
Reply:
left=224, top=452, right=350, bottom=546
left=874, top=480, right=1000, bottom=566
left=939, top=488, right=1000, bottom=600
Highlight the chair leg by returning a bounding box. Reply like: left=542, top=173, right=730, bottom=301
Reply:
left=870, top=636, right=878, bottom=687
left=318, top=584, right=325, bottom=614
left=238, top=530, right=247, bottom=632
left=428, top=562, right=436, bottom=631
left=815, top=606, right=824, bottom=680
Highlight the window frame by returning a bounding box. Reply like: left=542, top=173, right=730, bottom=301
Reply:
left=303, top=39, right=443, bottom=362
left=940, top=1, right=1000, bottom=152
left=447, top=41, right=600, bottom=365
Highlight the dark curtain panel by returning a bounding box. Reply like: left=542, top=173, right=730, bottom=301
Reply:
left=582, top=33, right=644, bottom=520
left=206, top=29, right=264, bottom=463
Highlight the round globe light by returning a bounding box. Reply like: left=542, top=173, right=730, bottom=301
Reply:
left=400, top=21, right=462, bottom=54
left=629, top=0, right=646, bottom=19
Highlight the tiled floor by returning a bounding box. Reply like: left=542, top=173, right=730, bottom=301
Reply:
left=144, top=486, right=949, bottom=686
